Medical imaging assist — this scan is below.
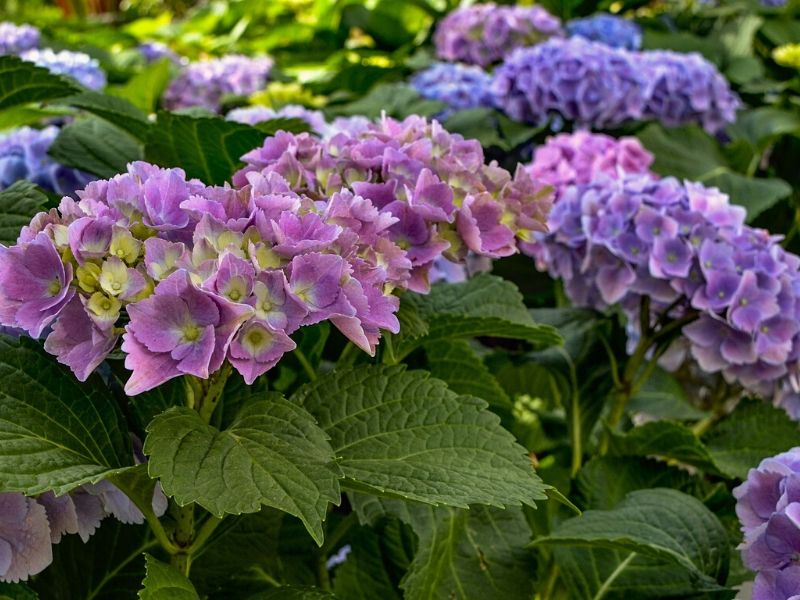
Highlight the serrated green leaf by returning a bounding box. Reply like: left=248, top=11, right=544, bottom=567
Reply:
left=0, top=181, right=49, bottom=246
left=0, top=335, right=133, bottom=495
left=332, top=527, right=401, bottom=600
left=395, top=275, right=562, bottom=360
left=331, top=83, right=445, bottom=120
left=607, top=421, right=722, bottom=476
left=144, top=112, right=267, bottom=185
left=108, top=58, right=172, bottom=113
left=704, top=399, right=800, bottom=479
left=144, top=395, right=341, bottom=545
left=252, top=117, right=313, bottom=135
left=139, top=554, right=199, bottom=600
left=49, top=118, right=143, bottom=178
left=0, top=55, right=80, bottom=111
left=0, top=105, right=71, bottom=131
left=538, top=489, right=729, bottom=588
left=294, top=365, right=547, bottom=509
left=65, top=91, right=151, bottom=140
left=423, top=340, right=511, bottom=411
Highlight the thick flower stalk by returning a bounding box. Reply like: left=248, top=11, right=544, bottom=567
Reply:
left=0, top=126, right=94, bottom=195
left=734, top=448, right=800, bottom=600
left=410, top=62, right=495, bottom=119
left=491, top=37, right=739, bottom=133
left=433, top=2, right=563, bottom=66
left=566, top=13, right=642, bottom=50
left=163, top=55, right=274, bottom=112
left=0, top=22, right=39, bottom=55
left=234, top=115, right=553, bottom=292
left=20, top=49, right=106, bottom=91
left=528, top=133, right=800, bottom=419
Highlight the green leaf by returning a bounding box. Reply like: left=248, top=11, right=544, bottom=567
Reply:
left=760, top=19, right=800, bottom=46
left=401, top=505, right=534, bottom=600
left=627, top=367, right=707, bottom=421
left=0, top=105, right=71, bottom=131
left=0, top=181, right=49, bottom=246
left=538, top=489, right=729, bottom=588
left=395, top=274, right=562, bottom=359
left=127, top=377, right=184, bottom=434
left=703, top=171, right=791, bottom=222
left=331, top=83, right=446, bottom=120
left=49, top=118, right=143, bottom=179
left=248, top=587, right=337, bottom=600
left=607, top=421, right=722, bottom=476
left=0, top=55, right=80, bottom=111
left=144, top=394, right=341, bottom=545
left=293, top=365, right=548, bottom=509
left=0, top=582, right=38, bottom=600
left=252, top=117, right=313, bottom=135
left=65, top=91, right=151, bottom=140
left=704, top=399, right=800, bottom=479
left=108, top=58, right=172, bottom=113
left=138, top=554, right=199, bottom=600
left=144, top=112, right=267, bottom=185
left=0, top=335, right=133, bottom=495
left=730, top=106, right=800, bottom=149
left=423, top=340, right=511, bottom=411
left=332, top=527, right=402, bottom=600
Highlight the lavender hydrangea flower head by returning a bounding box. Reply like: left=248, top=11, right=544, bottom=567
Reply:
left=434, top=3, right=563, bottom=66
left=410, top=62, right=495, bottom=118
left=639, top=50, right=740, bottom=134
left=164, top=55, right=274, bottom=112
left=0, top=126, right=94, bottom=195
left=567, top=13, right=642, bottom=50
left=227, top=104, right=328, bottom=133
left=138, top=41, right=183, bottom=65
left=761, top=0, right=788, bottom=7
left=491, top=37, right=644, bottom=128
left=0, top=22, right=39, bottom=55
left=20, top=49, right=106, bottom=90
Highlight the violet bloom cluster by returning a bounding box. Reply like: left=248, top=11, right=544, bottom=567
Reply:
left=566, top=13, right=642, bottom=50
left=434, top=3, right=563, bottom=67
left=227, top=104, right=328, bottom=133
left=492, top=37, right=739, bottom=133
left=410, top=62, right=495, bottom=119
left=734, top=448, right=800, bottom=600
left=234, top=115, right=553, bottom=292
left=0, top=482, right=165, bottom=582
left=163, top=55, right=273, bottom=112
left=0, top=22, right=39, bottom=55
left=20, top=49, right=106, bottom=91
left=0, top=126, right=94, bottom=195
left=528, top=132, right=800, bottom=418
left=138, top=41, right=184, bottom=65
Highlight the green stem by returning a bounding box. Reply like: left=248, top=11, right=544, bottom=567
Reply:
left=198, top=362, right=232, bottom=423
left=316, top=553, right=332, bottom=591
left=382, top=334, right=398, bottom=365
left=320, top=512, right=357, bottom=556
left=294, top=347, right=318, bottom=381
left=110, top=475, right=179, bottom=555
left=337, top=341, right=359, bottom=368
left=188, top=515, right=223, bottom=554
left=538, top=562, right=560, bottom=600
left=171, top=552, right=191, bottom=578
left=170, top=502, right=194, bottom=576
left=556, top=347, right=582, bottom=477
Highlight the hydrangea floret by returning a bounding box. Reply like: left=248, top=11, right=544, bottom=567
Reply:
left=566, top=13, right=642, bottom=50
left=0, top=21, right=39, bottom=55
left=410, top=62, right=495, bottom=119
left=20, top=48, right=106, bottom=91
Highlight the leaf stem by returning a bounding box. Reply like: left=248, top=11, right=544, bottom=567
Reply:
left=337, top=341, right=359, bottom=368
left=110, top=475, right=179, bottom=555
left=294, top=347, right=318, bottom=381
left=170, top=502, right=194, bottom=576
left=198, top=362, right=232, bottom=424
left=593, top=552, right=637, bottom=600
left=382, top=334, right=398, bottom=365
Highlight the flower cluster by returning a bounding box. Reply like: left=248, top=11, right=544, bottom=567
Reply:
left=234, top=115, right=553, bottom=291
left=528, top=134, right=800, bottom=418
left=0, top=117, right=551, bottom=394
left=491, top=37, right=739, bottom=133
left=227, top=104, right=328, bottom=133
left=762, top=0, right=788, bottom=7
left=138, top=41, right=183, bottom=65
left=566, top=13, right=642, bottom=50
left=734, top=448, right=800, bottom=600
left=639, top=50, right=740, bottom=134
left=0, top=21, right=39, bottom=55
left=433, top=3, right=562, bottom=67
left=0, top=126, right=94, bottom=196
left=410, top=62, right=495, bottom=119
left=20, top=48, right=106, bottom=90
left=163, top=55, right=273, bottom=112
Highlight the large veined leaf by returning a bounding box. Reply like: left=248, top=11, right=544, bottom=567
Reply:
left=538, top=489, right=729, bottom=589
left=293, top=365, right=548, bottom=508
left=395, top=275, right=562, bottom=359
left=0, top=181, right=49, bottom=246
left=65, top=91, right=151, bottom=140
left=108, top=58, right=172, bottom=113
left=49, top=118, right=143, bottom=179
left=627, top=367, right=707, bottom=421
left=704, top=399, right=800, bottom=480
left=332, top=527, right=402, bottom=600
left=0, top=335, right=133, bottom=495
left=144, top=394, right=341, bottom=545
left=144, top=112, right=267, bottom=185
left=0, top=55, right=80, bottom=111
left=138, top=555, right=199, bottom=600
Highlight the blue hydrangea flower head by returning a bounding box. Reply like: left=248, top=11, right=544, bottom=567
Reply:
left=0, top=22, right=39, bottom=55
left=566, top=13, right=642, bottom=50
left=410, top=62, right=495, bottom=118
left=20, top=48, right=106, bottom=90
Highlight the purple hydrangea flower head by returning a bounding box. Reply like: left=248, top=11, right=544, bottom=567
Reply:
left=567, top=13, right=642, bottom=50
left=0, top=493, right=51, bottom=583
left=410, top=62, right=495, bottom=118
left=20, top=49, right=106, bottom=90
left=762, top=0, right=788, bottom=7
left=0, top=22, right=39, bottom=55
left=164, top=55, right=273, bottom=112
left=138, top=41, right=183, bottom=65
left=434, top=3, right=563, bottom=66
left=639, top=50, right=740, bottom=134
left=753, top=566, right=800, bottom=600
left=491, top=37, right=645, bottom=128
left=0, top=126, right=94, bottom=196
left=227, top=104, right=328, bottom=133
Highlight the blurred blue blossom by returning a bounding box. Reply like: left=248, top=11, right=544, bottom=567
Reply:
left=410, top=62, right=495, bottom=118
left=20, top=49, right=106, bottom=90
left=567, top=13, right=642, bottom=50
left=0, top=22, right=39, bottom=55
